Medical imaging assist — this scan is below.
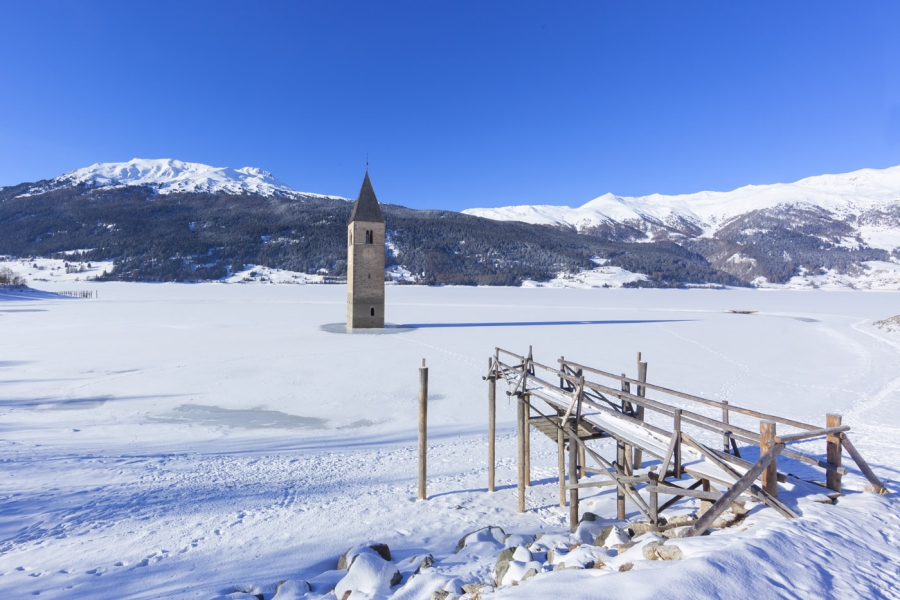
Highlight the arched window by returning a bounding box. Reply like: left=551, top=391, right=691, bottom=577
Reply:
left=366, top=230, right=373, bottom=244
left=370, top=307, right=375, bottom=316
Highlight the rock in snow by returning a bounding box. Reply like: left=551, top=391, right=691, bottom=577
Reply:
left=333, top=552, right=402, bottom=599
left=455, top=526, right=507, bottom=553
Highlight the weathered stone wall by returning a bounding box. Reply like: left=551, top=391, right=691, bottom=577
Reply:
left=347, top=220, right=385, bottom=328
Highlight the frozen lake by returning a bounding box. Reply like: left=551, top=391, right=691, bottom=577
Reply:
left=1, top=283, right=898, bottom=598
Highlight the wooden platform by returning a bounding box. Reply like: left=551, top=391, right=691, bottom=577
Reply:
left=484, top=346, right=888, bottom=536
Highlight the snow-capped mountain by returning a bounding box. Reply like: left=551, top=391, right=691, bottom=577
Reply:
left=23, top=158, right=341, bottom=199
left=463, top=165, right=900, bottom=251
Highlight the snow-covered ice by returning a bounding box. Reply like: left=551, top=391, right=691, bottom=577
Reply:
left=1, top=283, right=899, bottom=598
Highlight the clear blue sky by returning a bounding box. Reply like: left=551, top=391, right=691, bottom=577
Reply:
left=1, top=1, right=899, bottom=210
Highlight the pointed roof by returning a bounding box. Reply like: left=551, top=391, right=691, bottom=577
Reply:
left=348, top=172, right=384, bottom=224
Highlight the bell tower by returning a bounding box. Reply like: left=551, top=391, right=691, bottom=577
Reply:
left=347, top=171, right=385, bottom=329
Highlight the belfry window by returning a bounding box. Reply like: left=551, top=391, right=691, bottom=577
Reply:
left=365, top=230, right=373, bottom=244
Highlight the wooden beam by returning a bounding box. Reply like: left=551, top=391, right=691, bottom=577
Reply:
left=658, top=479, right=704, bottom=512
left=777, top=424, right=850, bottom=444
left=841, top=434, right=888, bottom=494
left=645, top=484, right=753, bottom=503
left=684, top=442, right=785, bottom=537
left=658, top=432, right=678, bottom=481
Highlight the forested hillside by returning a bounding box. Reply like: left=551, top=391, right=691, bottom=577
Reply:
left=0, top=183, right=741, bottom=286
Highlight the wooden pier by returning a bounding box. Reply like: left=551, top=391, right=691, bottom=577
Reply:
left=485, top=347, right=888, bottom=536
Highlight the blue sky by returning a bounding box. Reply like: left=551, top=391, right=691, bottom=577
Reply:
left=1, top=1, right=898, bottom=210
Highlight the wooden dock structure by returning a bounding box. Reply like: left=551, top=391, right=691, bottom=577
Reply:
left=485, top=347, right=888, bottom=537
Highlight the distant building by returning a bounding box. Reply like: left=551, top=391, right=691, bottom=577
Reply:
left=346, top=172, right=385, bottom=329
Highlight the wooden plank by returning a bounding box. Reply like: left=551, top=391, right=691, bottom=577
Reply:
left=826, top=414, right=842, bottom=494
left=841, top=434, right=888, bottom=494
left=684, top=442, right=785, bottom=537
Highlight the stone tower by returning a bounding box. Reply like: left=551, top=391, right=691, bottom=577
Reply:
left=346, top=171, right=385, bottom=329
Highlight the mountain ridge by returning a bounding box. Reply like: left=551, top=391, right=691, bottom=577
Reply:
left=463, top=164, right=900, bottom=250
left=18, top=158, right=347, bottom=200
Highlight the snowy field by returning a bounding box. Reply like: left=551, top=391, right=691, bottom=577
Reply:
left=1, top=283, right=899, bottom=599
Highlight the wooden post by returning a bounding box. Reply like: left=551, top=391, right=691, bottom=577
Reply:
left=648, top=471, right=659, bottom=529
left=578, top=443, right=586, bottom=479
left=558, top=411, right=566, bottom=507
left=524, top=394, right=531, bottom=487
left=569, top=429, right=579, bottom=530
left=673, top=409, right=683, bottom=479
left=826, top=414, right=842, bottom=494
left=418, top=359, right=428, bottom=501
left=699, top=479, right=712, bottom=515
left=621, top=374, right=633, bottom=479
left=760, top=420, right=778, bottom=498
left=722, top=400, right=730, bottom=454
left=487, top=357, right=496, bottom=493
left=634, top=357, right=647, bottom=469
left=517, top=394, right=526, bottom=513
left=616, top=441, right=626, bottom=520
